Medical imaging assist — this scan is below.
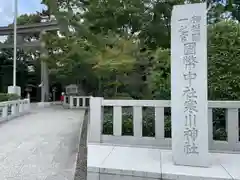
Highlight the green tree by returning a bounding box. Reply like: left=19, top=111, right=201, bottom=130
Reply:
left=92, top=35, right=138, bottom=97
left=148, top=20, right=240, bottom=101
left=41, top=0, right=240, bottom=101
left=208, top=20, right=240, bottom=100
left=43, top=32, right=98, bottom=92
left=148, top=48, right=170, bottom=100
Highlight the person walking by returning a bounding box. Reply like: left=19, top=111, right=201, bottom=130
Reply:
left=60, top=92, right=65, bottom=105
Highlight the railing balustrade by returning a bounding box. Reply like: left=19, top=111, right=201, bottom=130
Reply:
left=89, top=97, right=240, bottom=152
left=0, top=99, right=30, bottom=122
left=63, top=96, right=90, bottom=109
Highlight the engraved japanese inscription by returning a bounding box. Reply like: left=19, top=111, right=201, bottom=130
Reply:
left=179, top=16, right=202, bottom=155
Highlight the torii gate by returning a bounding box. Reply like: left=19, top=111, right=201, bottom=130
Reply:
left=0, top=21, right=59, bottom=103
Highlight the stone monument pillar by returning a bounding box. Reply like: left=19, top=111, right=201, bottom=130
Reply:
left=171, top=3, right=209, bottom=167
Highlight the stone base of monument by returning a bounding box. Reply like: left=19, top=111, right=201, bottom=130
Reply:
left=8, top=86, right=21, bottom=97
left=86, top=144, right=239, bottom=180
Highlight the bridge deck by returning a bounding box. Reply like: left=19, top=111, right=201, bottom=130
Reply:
left=0, top=107, right=84, bottom=180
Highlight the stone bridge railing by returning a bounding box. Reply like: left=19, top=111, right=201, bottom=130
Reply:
left=63, top=96, right=90, bottom=109
left=0, top=99, right=30, bottom=122
left=89, top=97, right=240, bottom=152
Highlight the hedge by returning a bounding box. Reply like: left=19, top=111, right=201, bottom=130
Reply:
left=0, top=93, right=20, bottom=102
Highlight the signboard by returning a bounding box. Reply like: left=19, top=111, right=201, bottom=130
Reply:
left=65, top=84, right=78, bottom=95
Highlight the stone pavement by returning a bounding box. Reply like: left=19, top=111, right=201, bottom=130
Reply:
left=88, top=144, right=240, bottom=180
left=0, top=107, right=85, bottom=180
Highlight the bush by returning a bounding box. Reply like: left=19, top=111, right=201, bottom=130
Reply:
left=208, top=21, right=240, bottom=100
left=102, top=107, right=172, bottom=137
left=102, top=107, right=228, bottom=140
left=0, top=93, right=20, bottom=102
left=110, top=93, right=133, bottom=99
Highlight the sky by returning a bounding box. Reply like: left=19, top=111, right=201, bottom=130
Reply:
left=0, top=0, right=46, bottom=27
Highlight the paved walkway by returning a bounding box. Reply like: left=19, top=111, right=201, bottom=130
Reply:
left=88, top=144, right=240, bottom=180
left=0, top=107, right=85, bottom=180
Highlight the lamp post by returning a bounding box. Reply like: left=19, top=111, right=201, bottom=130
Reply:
left=13, top=0, right=17, bottom=87
left=8, top=0, right=21, bottom=96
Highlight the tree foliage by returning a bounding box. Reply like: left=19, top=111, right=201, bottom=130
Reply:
left=38, top=0, right=240, bottom=100
left=0, top=0, right=239, bottom=101
left=208, top=21, right=240, bottom=100
left=148, top=48, right=170, bottom=100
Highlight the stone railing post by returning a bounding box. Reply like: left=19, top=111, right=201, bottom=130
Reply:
left=63, top=95, right=67, bottom=105
left=26, top=99, right=30, bottom=111
left=88, top=97, right=103, bottom=143
left=2, top=105, right=8, bottom=119
left=11, top=103, right=16, bottom=116
left=19, top=101, right=23, bottom=113
left=226, top=108, right=239, bottom=150
left=70, top=96, right=74, bottom=108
